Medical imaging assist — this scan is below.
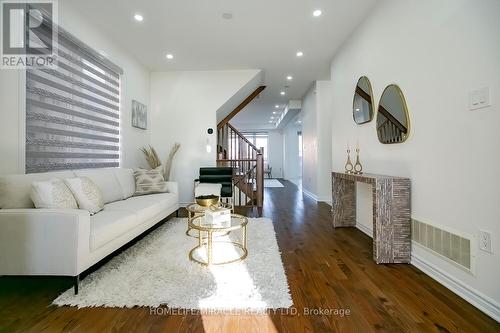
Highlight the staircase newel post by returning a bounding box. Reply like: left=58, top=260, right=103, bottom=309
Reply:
left=256, top=150, right=264, bottom=208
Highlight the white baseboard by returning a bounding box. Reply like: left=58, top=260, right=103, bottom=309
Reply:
left=411, top=254, right=500, bottom=322
left=356, top=223, right=372, bottom=237
left=354, top=223, right=500, bottom=322
left=301, top=188, right=318, bottom=201
left=316, top=196, right=332, bottom=204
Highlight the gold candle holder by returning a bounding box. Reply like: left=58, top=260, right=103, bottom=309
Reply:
left=345, top=149, right=354, bottom=174
left=353, top=148, right=363, bottom=174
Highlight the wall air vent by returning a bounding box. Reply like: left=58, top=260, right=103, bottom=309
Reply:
left=412, top=219, right=473, bottom=272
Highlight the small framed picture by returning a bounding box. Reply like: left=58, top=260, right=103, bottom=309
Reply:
left=132, top=100, right=147, bottom=130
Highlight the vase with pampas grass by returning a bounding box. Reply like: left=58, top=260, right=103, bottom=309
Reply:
left=140, top=143, right=180, bottom=181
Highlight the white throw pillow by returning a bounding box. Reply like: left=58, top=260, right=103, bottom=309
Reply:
left=65, top=177, right=104, bottom=215
left=30, top=178, right=78, bottom=209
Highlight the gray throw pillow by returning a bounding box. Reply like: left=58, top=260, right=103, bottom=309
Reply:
left=133, top=166, right=168, bottom=196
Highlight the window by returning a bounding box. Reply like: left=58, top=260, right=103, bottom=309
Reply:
left=25, top=25, right=122, bottom=173
left=241, top=132, right=268, bottom=161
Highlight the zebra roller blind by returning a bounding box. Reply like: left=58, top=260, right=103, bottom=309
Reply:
left=26, top=23, right=123, bottom=173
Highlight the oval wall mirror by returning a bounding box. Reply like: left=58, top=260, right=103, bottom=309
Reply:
left=352, top=76, right=374, bottom=124
left=376, top=84, right=410, bottom=144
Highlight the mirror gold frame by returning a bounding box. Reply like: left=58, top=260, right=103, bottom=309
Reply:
left=352, top=76, right=375, bottom=124
left=376, top=84, right=411, bottom=144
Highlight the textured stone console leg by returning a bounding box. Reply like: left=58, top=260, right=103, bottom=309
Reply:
left=373, top=178, right=393, bottom=263
left=390, top=178, right=411, bottom=263
left=372, top=178, right=411, bottom=263
left=332, top=177, right=356, bottom=227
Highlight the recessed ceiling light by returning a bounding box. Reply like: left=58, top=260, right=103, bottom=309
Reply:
left=270, top=117, right=275, bottom=119
left=134, top=14, right=144, bottom=22
left=296, top=51, right=303, bottom=57
left=166, top=54, right=174, bottom=60
left=297, top=120, right=302, bottom=123
left=275, top=105, right=279, bottom=108
left=269, top=120, right=274, bottom=123
left=273, top=111, right=278, bottom=114
left=286, top=75, right=293, bottom=81
left=280, top=91, right=285, bottom=95
left=313, top=9, right=322, bottom=17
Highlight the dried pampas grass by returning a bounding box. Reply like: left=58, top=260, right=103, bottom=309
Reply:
left=163, top=143, right=180, bottom=181
left=140, top=146, right=161, bottom=169
left=140, top=143, right=180, bottom=181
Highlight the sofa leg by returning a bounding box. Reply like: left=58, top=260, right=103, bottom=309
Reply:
left=74, top=275, right=80, bottom=295
left=176, top=209, right=179, bottom=218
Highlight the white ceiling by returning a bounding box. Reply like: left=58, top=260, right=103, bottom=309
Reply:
left=63, top=0, right=376, bottom=128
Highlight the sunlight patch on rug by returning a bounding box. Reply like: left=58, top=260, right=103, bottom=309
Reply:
left=53, top=218, right=292, bottom=310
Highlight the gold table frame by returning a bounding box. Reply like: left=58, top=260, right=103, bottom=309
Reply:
left=188, top=214, right=248, bottom=266
left=185, top=202, right=233, bottom=238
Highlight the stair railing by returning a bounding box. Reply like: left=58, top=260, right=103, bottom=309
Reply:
left=216, top=123, right=263, bottom=208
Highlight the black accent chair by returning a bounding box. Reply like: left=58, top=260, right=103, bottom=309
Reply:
left=195, top=167, right=234, bottom=201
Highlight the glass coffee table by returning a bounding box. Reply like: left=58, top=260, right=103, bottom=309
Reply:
left=185, top=202, right=233, bottom=237
left=188, top=214, right=248, bottom=266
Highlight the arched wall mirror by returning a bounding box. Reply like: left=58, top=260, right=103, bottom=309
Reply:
left=352, top=76, right=374, bottom=124
left=376, top=84, right=410, bottom=144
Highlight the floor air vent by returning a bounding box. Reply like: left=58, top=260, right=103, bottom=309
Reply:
left=412, top=219, right=472, bottom=271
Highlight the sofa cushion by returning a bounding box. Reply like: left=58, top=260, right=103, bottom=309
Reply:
left=74, top=168, right=123, bottom=204
left=105, top=193, right=177, bottom=222
left=0, top=170, right=75, bottom=209
left=90, top=209, right=140, bottom=251
left=113, top=168, right=135, bottom=199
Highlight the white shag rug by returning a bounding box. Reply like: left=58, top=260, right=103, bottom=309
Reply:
left=53, top=217, right=292, bottom=310
left=264, top=179, right=284, bottom=188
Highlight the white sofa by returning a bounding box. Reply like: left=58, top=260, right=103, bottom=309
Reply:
left=0, top=167, right=179, bottom=293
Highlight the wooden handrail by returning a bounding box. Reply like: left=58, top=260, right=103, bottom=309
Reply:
left=217, top=86, right=266, bottom=129
left=377, top=105, right=408, bottom=134
left=226, top=123, right=260, bottom=153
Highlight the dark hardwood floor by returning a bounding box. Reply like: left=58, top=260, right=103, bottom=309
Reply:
left=0, top=179, right=498, bottom=332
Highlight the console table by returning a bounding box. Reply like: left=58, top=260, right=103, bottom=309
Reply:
left=331, top=172, right=411, bottom=264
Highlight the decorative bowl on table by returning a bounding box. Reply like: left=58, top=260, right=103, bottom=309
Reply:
left=195, top=195, right=220, bottom=207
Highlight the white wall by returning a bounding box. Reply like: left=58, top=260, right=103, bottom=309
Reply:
left=329, top=0, right=500, bottom=318
left=300, top=81, right=333, bottom=201
left=266, top=130, right=284, bottom=178
left=0, top=3, right=152, bottom=174
left=150, top=70, right=261, bottom=204
left=0, top=71, right=22, bottom=174
left=316, top=80, right=333, bottom=202
left=283, top=113, right=302, bottom=180
left=301, top=84, right=318, bottom=196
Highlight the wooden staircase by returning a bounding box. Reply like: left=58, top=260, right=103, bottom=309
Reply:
left=216, top=86, right=265, bottom=208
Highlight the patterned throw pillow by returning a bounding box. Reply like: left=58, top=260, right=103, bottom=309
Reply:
left=133, top=166, right=168, bottom=196
left=64, top=177, right=104, bottom=215
left=30, top=178, right=78, bottom=209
